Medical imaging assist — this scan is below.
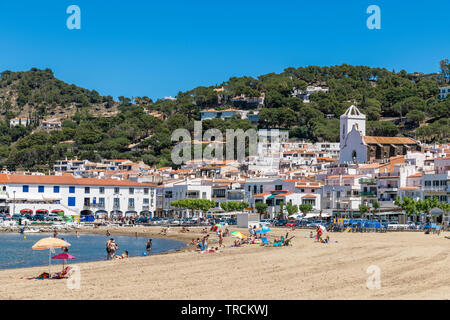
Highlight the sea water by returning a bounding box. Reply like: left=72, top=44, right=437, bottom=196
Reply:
left=0, top=233, right=186, bottom=270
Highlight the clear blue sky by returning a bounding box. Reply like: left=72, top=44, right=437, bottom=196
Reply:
left=0, top=0, right=448, bottom=100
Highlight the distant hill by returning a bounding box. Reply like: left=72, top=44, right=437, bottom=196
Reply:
left=0, top=68, right=119, bottom=122
left=0, top=63, right=448, bottom=171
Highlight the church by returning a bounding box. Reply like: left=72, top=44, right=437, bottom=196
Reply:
left=339, top=105, right=422, bottom=164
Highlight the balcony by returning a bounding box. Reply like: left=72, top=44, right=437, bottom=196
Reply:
left=360, top=191, right=377, bottom=197
left=422, top=186, right=448, bottom=192
left=84, top=203, right=105, bottom=209
left=359, top=178, right=377, bottom=185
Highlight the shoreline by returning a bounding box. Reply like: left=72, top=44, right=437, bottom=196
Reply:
left=0, top=226, right=201, bottom=272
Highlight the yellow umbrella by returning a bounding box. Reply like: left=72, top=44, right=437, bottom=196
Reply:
left=32, top=238, right=71, bottom=275
left=230, top=231, right=246, bottom=239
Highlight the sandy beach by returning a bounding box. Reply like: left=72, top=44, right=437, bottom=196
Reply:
left=0, top=226, right=449, bottom=300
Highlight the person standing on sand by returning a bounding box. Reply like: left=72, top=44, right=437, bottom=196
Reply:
left=53, top=228, right=58, bottom=238
left=218, top=230, right=224, bottom=248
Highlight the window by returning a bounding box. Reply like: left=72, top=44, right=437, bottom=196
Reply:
left=38, top=186, right=45, bottom=193
left=260, top=185, right=263, bottom=193
left=144, top=188, right=149, bottom=195
left=114, top=187, right=119, bottom=194
left=23, top=185, right=29, bottom=193
left=99, top=197, right=105, bottom=207
left=84, top=198, right=90, bottom=206
left=85, top=187, right=90, bottom=194
left=99, top=187, right=105, bottom=194
left=128, top=198, right=135, bottom=208
left=53, top=186, right=60, bottom=193
left=129, top=188, right=134, bottom=195
left=68, top=197, right=76, bottom=207
left=69, top=186, right=75, bottom=194
left=202, top=192, right=206, bottom=199
left=424, top=181, right=431, bottom=186
left=143, top=198, right=149, bottom=205
left=113, top=198, right=120, bottom=208
left=275, top=185, right=282, bottom=191
left=302, top=199, right=315, bottom=206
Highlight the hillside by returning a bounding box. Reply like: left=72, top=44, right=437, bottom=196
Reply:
left=0, top=62, right=448, bottom=171
left=0, top=68, right=119, bottom=121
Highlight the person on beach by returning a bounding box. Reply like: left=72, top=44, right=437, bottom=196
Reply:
left=53, top=228, right=58, bottom=238
left=224, top=228, right=230, bottom=237
left=61, top=238, right=69, bottom=253
left=146, top=239, right=152, bottom=252
left=218, top=230, right=224, bottom=248
left=76, top=231, right=79, bottom=238
left=109, top=240, right=118, bottom=259
left=106, top=238, right=113, bottom=260
left=106, top=230, right=111, bottom=237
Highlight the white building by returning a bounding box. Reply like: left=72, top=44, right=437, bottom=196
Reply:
left=439, top=86, right=450, bottom=99
left=339, top=105, right=421, bottom=164
left=10, top=118, right=29, bottom=127
left=292, top=86, right=329, bottom=103
left=0, top=174, right=157, bottom=218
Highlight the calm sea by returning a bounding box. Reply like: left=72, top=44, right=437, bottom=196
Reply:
left=0, top=233, right=187, bottom=270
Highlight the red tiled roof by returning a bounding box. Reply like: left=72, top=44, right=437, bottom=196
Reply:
left=253, top=193, right=271, bottom=197
left=407, top=172, right=422, bottom=178
left=302, top=194, right=317, bottom=198
left=0, top=174, right=157, bottom=187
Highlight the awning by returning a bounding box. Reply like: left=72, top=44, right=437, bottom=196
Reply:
left=51, top=209, right=64, bottom=213
left=20, top=208, right=33, bottom=213
left=36, top=209, right=49, bottom=213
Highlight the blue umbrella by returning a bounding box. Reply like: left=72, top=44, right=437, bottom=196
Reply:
left=262, top=226, right=271, bottom=232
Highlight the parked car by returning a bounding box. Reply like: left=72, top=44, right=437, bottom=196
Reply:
left=47, top=213, right=64, bottom=222
left=274, top=219, right=287, bottom=226
left=136, top=217, right=149, bottom=224
left=34, top=214, right=47, bottom=221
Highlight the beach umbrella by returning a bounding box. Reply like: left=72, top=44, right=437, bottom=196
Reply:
left=32, top=238, right=71, bottom=275
left=52, top=253, right=76, bottom=272
left=261, top=226, right=271, bottom=232
left=215, top=223, right=223, bottom=227
left=230, top=231, right=246, bottom=239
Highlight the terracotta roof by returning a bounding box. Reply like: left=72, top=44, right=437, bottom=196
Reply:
left=407, top=172, right=422, bottom=178
left=253, top=192, right=271, bottom=197
left=302, top=194, right=317, bottom=198
left=359, top=163, right=381, bottom=169
left=327, top=174, right=363, bottom=179
left=400, top=186, right=420, bottom=190
left=274, top=192, right=294, bottom=197
left=296, top=185, right=322, bottom=189
left=363, top=136, right=418, bottom=145
left=0, top=174, right=157, bottom=187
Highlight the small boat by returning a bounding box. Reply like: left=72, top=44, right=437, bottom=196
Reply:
left=23, top=228, right=40, bottom=233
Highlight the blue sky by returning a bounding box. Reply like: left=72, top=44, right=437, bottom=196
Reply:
left=0, top=0, right=448, bottom=100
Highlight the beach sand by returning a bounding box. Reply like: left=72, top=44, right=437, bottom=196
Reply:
left=0, top=226, right=449, bottom=300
